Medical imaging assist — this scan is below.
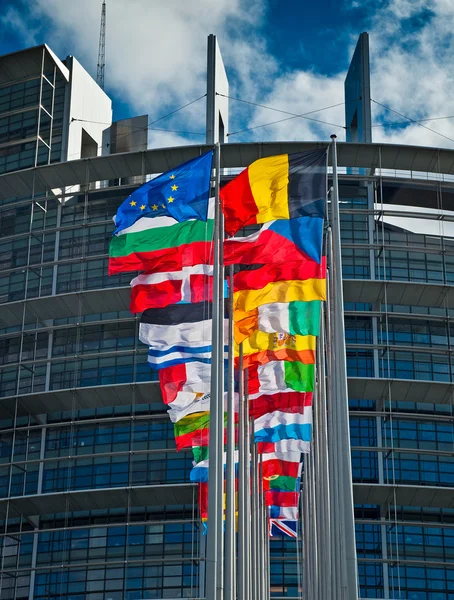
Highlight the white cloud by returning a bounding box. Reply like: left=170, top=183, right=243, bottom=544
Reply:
left=15, top=0, right=267, bottom=148
left=3, top=0, right=454, bottom=151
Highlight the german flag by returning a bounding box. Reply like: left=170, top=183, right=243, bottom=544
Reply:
left=221, top=149, right=327, bottom=236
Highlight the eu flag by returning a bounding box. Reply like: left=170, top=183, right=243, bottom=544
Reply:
left=113, top=150, right=213, bottom=234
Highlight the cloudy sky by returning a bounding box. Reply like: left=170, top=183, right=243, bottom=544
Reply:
left=1, top=0, right=454, bottom=150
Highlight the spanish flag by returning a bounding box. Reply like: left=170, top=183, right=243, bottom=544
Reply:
left=221, top=149, right=327, bottom=236
left=235, top=332, right=316, bottom=368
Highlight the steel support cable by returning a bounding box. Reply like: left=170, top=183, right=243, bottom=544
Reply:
left=217, top=93, right=346, bottom=136
left=371, top=98, right=454, bottom=146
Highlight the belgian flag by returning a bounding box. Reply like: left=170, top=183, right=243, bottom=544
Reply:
left=221, top=148, right=327, bottom=236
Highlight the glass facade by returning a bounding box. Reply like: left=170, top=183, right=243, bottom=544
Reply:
left=0, top=50, right=66, bottom=175
left=0, top=156, right=453, bottom=599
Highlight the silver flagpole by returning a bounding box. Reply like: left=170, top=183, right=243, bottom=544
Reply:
left=206, top=141, right=224, bottom=600
left=302, top=458, right=312, bottom=599
left=225, top=265, right=236, bottom=600
left=329, top=134, right=359, bottom=600
left=238, top=343, right=247, bottom=600
left=244, top=368, right=252, bottom=600
left=258, top=453, right=264, bottom=600
left=218, top=160, right=225, bottom=596
left=317, top=308, right=332, bottom=600
left=309, top=430, right=319, bottom=599
left=326, top=228, right=342, bottom=596
left=250, top=419, right=262, bottom=600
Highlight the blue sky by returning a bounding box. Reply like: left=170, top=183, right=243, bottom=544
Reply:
left=1, top=0, right=453, bottom=149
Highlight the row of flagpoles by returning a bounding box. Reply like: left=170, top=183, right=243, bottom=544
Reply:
left=108, top=137, right=358, bottom=599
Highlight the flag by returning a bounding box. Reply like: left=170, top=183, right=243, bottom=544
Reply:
left=258, top=439, right=311, bottom=454
left=268, top=505, right=298, bottom=519
left=264, top=476, right=299, bottom=492
left=233, top=258, right=326, bottom=293
left=159, top=361, right=215, bottom=403
left=167, top=391, right=212, bottom=423
left=265, top=490, right=299, bottom=507
left=254, top=410, right=312, bottom=445
left=262, top=451, right=301, bottom=478
left=236, top=332, right=316, bottom=368
left=249, top=391, right=312, bottom=419
left=108, top=212, right=214, bottom=275
left=113, top=150, right=213, bottom=234
left=221, top=149, right=327, bottom=235
left=139, top=302, right=228, bottom=348
left=174, top=411, right=212, bottom=450
left=269, top=519, right=298, bottom=538
left=130, top=265, right=213, bottom=312
left=233, top=279, right=326, bottom=314
left=147, top=344, right=213, bottom=370
left=190, top=448, right=239, bottom=483
left=263, top=459, right=302, bottom=492
left=247, top=361, right=314, bottom=395
left=224, top=218, right=324, bottom=266
left=235, top=301, right=321, bottom=343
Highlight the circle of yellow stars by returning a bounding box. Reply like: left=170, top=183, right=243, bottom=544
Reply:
left=129, top=173, right=179, bottom=211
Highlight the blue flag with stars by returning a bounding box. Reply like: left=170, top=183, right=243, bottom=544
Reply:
left=113, top=150, right=214, bottom=234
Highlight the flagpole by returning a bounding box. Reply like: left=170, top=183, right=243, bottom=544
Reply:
left=326, top=228, right=342, bottom=596
left=244, top=368, right=252, bottom=600
left=237, top=342, right=247, bottom=600
left=206, top=141, right=224, bottom=600
left=329, top=134, right=359, bottom=600
left=225, top=265, right=236, bottom=600
left=250, top=420, right=258, bottom=599
left=317, top=307, right=332, bottom=600
left=258, top=453, right=264, bottom=600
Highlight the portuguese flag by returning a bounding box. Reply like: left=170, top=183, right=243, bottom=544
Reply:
left=221, top=149, right=327, bottom=236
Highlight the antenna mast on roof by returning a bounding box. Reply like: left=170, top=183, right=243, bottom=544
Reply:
left=96, top=0, right=106, bottom=90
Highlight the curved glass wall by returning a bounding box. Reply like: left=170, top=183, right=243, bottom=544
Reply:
left=0, top=169, right=453, bottom=599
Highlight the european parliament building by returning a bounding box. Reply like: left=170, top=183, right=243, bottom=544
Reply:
left=0, top=36, right=453, bottom=600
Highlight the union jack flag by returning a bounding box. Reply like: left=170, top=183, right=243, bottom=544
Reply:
left=269, top=518, right=298, bottom=538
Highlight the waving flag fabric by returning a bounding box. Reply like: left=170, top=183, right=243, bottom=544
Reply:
left=233, top=279, right=326, bottom=313
left=224, top=217, right=324, bottom=266
left=249, top=391, right=312, bottom=419
left=262, top=451, right=301, bottom=478
left=254, top=410, right=312, bottom=445
left=139, top=302, right=226, bottom=349
left=114, top=150, right=213, bottom=234
left=265, top=490, right=299, bottom=507
left=174, top=411, right=212, bottom=450
left=247, top=361, right=314, bottom=395
left=159, top=362, right=214, bottom=404
left=167, top=392, right=212, bottom=423
left=236, top=332, right=316, bottom=368
left=221, top=149, right=327, bottom=236
left=269, top=519, right=298, bottom=538
left=108, top=213, right=214, bottom=275
left=147, top=344, right=213, bottom=370
left=269, top=505, right=298, bottom=520
left=234, top=301, right=321, bottom=343
left=258, top=439, right=311, bottom=454
left=130, top=265, right=213, bottom=312
left=233, top=259, right=326, bottom=293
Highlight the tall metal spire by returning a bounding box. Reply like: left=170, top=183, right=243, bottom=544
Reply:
left=97, top=0, right=106, bottom=90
